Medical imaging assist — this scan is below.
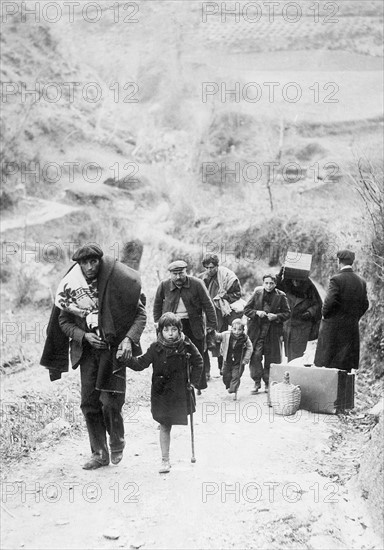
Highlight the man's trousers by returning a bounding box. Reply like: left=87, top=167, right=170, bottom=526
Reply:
left=249, top=330, right=282, bottom=387
left=80, top=348, right=125, bottom=463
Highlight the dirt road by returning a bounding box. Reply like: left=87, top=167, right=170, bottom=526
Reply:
left=1, top=365, right=381, bottom=550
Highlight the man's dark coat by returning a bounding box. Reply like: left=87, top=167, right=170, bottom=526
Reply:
left=244, top=287, right=290, bottom=350
left=314, top=267, right=369, bottom=371
left=40, top=256, right=144, bottom=382
left=153, top=276, right=217, bottom=339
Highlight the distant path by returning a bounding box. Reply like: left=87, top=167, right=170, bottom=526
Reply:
left=0, top=199, right=80, bottom=233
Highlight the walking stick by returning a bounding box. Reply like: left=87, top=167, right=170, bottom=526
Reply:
left=186, top=353, right=196, bottom=463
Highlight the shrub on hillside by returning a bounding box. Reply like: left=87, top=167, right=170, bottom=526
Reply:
left=353, top=160, right=384, bottom=380
left=1, top=124, right=24, bottom=211
left=0, top=190, right=17, bottom=212
left=292, top=142, right=328, bottom=162
left=199, top=111, right=278, bottom=162
left=229, top=261, right=271, bottom=296
left=0, top=256, right=13, bottom=283
left=199, top=154, right=254, bottom=189
left=228, top=216, right=336, bottom=286
left=14, top=266, right=40, bottom=307
left=208, top=111, right=252, bottom=156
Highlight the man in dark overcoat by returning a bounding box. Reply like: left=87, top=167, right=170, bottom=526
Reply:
left=244, top=274, right=290, bottom=393
left=314, top=249, right=369, bottom=372
left=153, top=260, right=217, bottom=390
left=41, top=244, right=146, bottom=470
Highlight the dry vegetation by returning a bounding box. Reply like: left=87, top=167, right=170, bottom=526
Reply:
left=351, top=160, right=384, bottom=381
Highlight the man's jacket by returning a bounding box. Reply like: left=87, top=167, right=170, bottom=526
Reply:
left=244, top=287, right=290, bottom=343
left=314, top=267, right=369, bottom=371
left=41, top=256, right=146, bottom=381
left=153, top=276, right=217, bottom=339
left=322, top=267, right=369, bottom=321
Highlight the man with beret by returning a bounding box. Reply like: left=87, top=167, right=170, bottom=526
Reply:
left=153, top=260, right=217, bottom=390
left=41, top=244, right=146, bottom=470
left=314, top=249, right=369, bottom=372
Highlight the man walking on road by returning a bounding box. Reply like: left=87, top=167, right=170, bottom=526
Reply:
left=41, top=244, right=146, bottom=470
left=199, top=253, right=242, bottom=376
left=314, top=249, right=369, bottom=372
left=244, top=274, right=290, bottom=394
left=153, top=260, right=217, bottom=390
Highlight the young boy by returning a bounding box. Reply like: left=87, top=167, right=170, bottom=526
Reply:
left=215, top=319, right=253, bottom=400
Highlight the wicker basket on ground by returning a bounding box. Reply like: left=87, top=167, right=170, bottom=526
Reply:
left=270, top=371, right=301, bottom=416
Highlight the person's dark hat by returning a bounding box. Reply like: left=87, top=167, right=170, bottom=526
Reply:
left=168, top=260, right=188, bottom=272
left=336, top=249, right=355, bottom=264
left=72, top=244, right=104, bottom=262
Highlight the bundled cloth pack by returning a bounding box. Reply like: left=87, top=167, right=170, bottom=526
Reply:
left=282, top=251, right=312, bottom=280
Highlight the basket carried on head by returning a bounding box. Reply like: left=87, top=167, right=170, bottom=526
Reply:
left=270, top=372, right=301, bottom=416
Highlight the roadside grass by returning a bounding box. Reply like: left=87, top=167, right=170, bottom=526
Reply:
left=0, top=365, right=152, bottom=474
left=0, top=385, right=83, bottom=466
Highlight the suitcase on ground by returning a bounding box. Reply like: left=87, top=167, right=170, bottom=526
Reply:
left=269, top=363, right=355, bottom=414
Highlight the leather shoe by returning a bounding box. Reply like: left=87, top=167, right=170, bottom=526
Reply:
left=82, top=457, right=109, bottom=470
left=111, top=451, right=124, bottom=465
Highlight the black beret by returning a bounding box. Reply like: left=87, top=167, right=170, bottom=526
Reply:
left=336, top=249, right=355, bottom=264
left=168, top=260, right=188, bottom=272
left=72, top=244, right=104, bottom=262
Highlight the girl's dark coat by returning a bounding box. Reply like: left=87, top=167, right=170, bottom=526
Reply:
left=127, top=337, right=203, bottom=425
